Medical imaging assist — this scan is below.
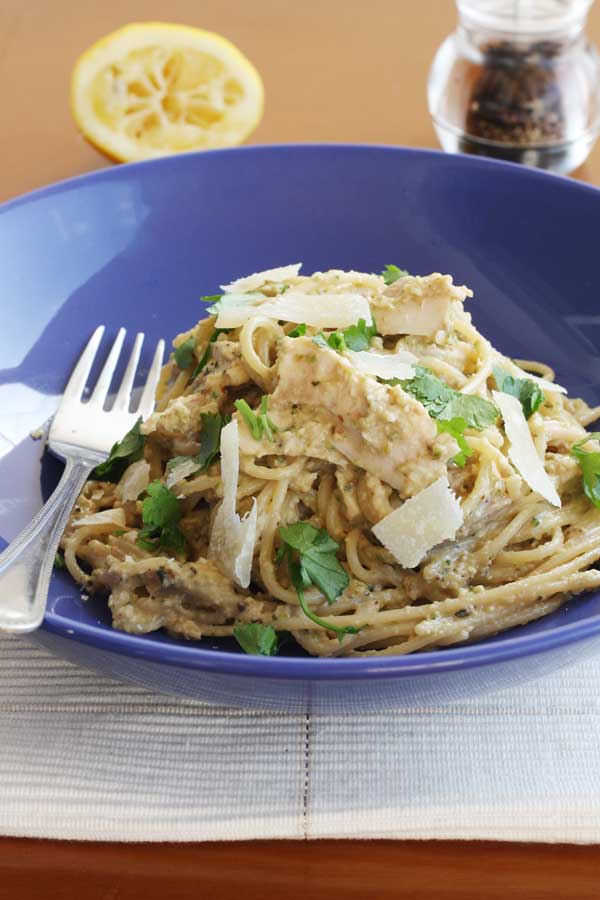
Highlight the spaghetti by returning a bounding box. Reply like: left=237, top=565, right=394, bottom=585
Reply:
left=62, top=266, right=600, bottom=656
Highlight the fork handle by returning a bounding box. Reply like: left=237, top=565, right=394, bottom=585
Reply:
left=0, top=459, right=95, bottom=633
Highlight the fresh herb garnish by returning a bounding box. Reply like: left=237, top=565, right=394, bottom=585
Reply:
left=435, top=418, right=473, bottom=467
left=166, top=412, right=226, bottom=477
left=233, top=623, right=279, bottom=656
left=570, top=433, right=600, bottom=508
left=313, top=331, right=346, bottom=352
left=277, top=523, right=358, bottom=642
left=53, top=551, right=65, bottom=569
left=381, top=264, right=410, bottom=285
left=387, top=368, right=497, bottom=467
left=400, top=368, right=498, bottom=429
left=137, top=481, right=186, bottom=554
left=202, top=294, right=223, bottom=311
left=92, top=417, right=145, bottom=483
left=313, top=318, right=378, bottom=354
left=191, top=328, right=230, bottom=380
left=174, top=336, right=196, bottom=370
left=235, top=396, right=277, bottom=442
left=342, top=317, right=378, bottom=351
left=288, top=323, right=307, bottom=338
left=278, top=284, right=290, bottom=294
left=493, top=367, right=544, bottom=419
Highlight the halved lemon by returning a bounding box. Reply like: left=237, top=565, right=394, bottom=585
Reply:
left=70, top=22, right=264, bottom=162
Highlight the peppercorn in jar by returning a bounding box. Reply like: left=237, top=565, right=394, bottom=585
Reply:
left=428, top=0, right=600, bottom=173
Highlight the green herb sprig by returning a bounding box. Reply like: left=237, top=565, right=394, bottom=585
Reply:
left=166, top=412, right=226, bottom=479
left=233, top=623, right=280, bottom=656
left=92, top=418, right=145, bottom=482
left=493, top=367, right=544, bottom=419
left=191, top=328, right=230, bottom=379
left=288, top=323, right=307, bottom=338
left=235, top=396, right=278, bottom=442
left=277, top=523, right=358, bottom=642
left=381, top=264, right=410, bottom=285
left=570, top=433, right=600, bottom=508
left=174, top=336, right=196, bottom=370
left=312, top=317, right=378, bottom=354
left=388, top=367, right=498, bottom=467
left=137, top=481, right=186, bottom=554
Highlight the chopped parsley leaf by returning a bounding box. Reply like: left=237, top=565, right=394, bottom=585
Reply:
left=202, top=294, right=223, bottom=312
left=398, top=368, right=498, bottom=430
left=235, top=396, right=277, bottom=442
left=288, top=323, right=307, bottom=338
left=191, top=328, right=230, bottom=380
left=493, top=367, right=544, bottom=419
left=313, top=318, right=378, bottom=354
left=53, top=551, right=65, bottom=569
left=277, top=523, right=358, bottom=642
left=381, top=264, right=410, bottom=285
left=92, top=417, right=145, bottom=483
left=166, top=412, right=226, bottom=477
left=435, top=418, right=473, bottom=467
left=313, top=331, right=346, bottom=351
left=570, top=432, right=600, bottom=508
left=233, top=623, right=279, bottom=656
left=384, top=368, right=497, bottom=466
left=174, top=336, right=196, bottom=370
left=342, top=317, right=378, bottom=351
left=137, top=481, right=186, bottom=555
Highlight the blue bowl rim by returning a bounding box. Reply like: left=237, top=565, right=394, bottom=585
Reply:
left=4, top=141, right=600, bottom=680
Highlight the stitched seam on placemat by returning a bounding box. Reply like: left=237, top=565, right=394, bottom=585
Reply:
left=302, top=712, right=311, bottom=840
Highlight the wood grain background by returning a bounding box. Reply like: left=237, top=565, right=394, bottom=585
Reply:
left=2, top=0, right=600, bottom=894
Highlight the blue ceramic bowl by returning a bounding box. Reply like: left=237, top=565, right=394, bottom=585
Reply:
left=3, top=144, right=600, bottom=712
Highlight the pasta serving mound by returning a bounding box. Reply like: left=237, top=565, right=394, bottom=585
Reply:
left=61, top=264, right=600, bottom=657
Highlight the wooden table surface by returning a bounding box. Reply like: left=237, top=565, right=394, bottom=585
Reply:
left=2, top=0, right=600, bottom=896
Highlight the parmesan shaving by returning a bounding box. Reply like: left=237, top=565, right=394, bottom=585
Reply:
left=492, top=390, right=561, bottom=507
left=346, top=349, right=417, bottom=380
left=515, top=368, right=567, bottom=395
left=208, top=419, right=257, bottom=588
left=221, top=264, right=302, bottom=293
left=74, top=508, right=126, bottom=528
left=371, top=475, right=463, bottom=568
left=215, top=291, right=373, bottom=329
left=165, top=458, right=200, bottom=489
left=116, top=459, right=150, bottom=502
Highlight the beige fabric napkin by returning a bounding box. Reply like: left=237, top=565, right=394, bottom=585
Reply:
left=1, top=632, right=599, bottom=843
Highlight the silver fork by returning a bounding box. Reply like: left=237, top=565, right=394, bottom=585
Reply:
left=0, top=327, right=164, bottom=633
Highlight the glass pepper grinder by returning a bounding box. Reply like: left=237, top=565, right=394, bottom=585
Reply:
left=428, top=0, right=600, bottom=173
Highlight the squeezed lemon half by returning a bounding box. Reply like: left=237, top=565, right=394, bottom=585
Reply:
left=70, top=22, right=264, bottom=162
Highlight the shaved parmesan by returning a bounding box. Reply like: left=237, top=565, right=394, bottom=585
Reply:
left=165, top=458, right=201, bottom=489
left=74, top=508, right=126, bottom=528
left=372, top=475, right=463, bottom=569
left=208, top=419, right=257, bottom=588
left=116, top=459, right=150, bottom=502
left=221, top=264, right=302, bottom=293
left=346, top=349, right=417, bottom=380
left=208, top=292, right=264, bottom=320
left=515, top=368, right=567, bottom=395
left=492, top=390, right=561, bottom=507
left=215, top=291, right=373, bottom=330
